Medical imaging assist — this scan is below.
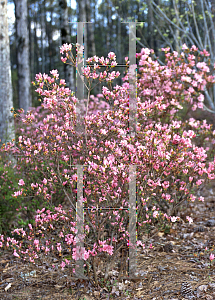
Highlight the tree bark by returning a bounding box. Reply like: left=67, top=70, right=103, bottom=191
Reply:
left=147, top=0, right=154, bottom=50
left=14, top=0, right=32, bottom=113
left=78, top=0, right=87, bottom=99
left=59, top=0, right=75, bottom=91
left=0, top=0, right=16, bottom=165
left=86, top=0, right=96, bottom=58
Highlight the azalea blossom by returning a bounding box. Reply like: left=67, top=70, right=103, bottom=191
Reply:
left=210, top=253, right=215, bottom=261
left=18, top=179, right=25, bottom=186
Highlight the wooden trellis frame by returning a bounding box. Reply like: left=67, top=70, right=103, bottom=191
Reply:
left=74, top=22, right=141, bottom=279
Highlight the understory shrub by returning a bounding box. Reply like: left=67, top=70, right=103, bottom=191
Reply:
left=0, top=45, right=215, bottom=282
left=0, top=157, right=24, bottom=236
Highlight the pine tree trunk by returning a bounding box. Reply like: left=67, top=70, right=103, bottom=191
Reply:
left=86, top=0, right=96, bottom=58
left=78, top=0, right=87, bottom=99
left=59, top=0, right=75, bottom=92
left=0, top=0, right=16, bottom=166
left=14, top=0, right=32, bottom=113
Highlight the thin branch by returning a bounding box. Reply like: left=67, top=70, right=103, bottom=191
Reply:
left=190, top=0, right=204, bottom=49
left=151, top=0, right=200, bottom=49
left=168, top=23, right=179, bottom=52
left=56, top=154, right=76, bottom=211
left=183, top=3, right=201, bottom=48
left=203, top=103, right=215, bottom=114
left=151, top=0, right=190, bottom=34
left=204, top=88, right=215, bottom=111
left=104, top=241, right=124, bottom=281
left=204, top=0, right=215, bottom=59
left=129, top=29, right=165, bottom=66
left=153, top=22, right=174, bottom=52
left=173, top=0, right=186, bottom=32
left=200, top=0, right=212, bottom=54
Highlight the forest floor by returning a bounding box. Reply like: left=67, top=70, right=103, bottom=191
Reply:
left=1, top=179, right=215, bottom=299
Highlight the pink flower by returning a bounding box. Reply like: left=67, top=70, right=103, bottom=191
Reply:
left=137, top=241, right=145, bottom=248
left=153, top=211, right=159, bottom=218
left=61, top=57, right=67, bottom=63
left=93, top=55, right=99, bottom=62
left=72, top=246, right=85, bottom=260
left=6, top=45, right=215, bottom=272
left=196, top=179, right=203, bottom=186
left=59, top=231, right=64, bottom=238
left=84, top=251, right=90, bottom=260
left=210, top=253, right=215, bottom=261
left=50, top=69, right=59, bottom=79
left=198, top=94, right=204, bottom=102
left=161, top=47, right=170, bottom=52
left=45, top=247, right=50, bottom=254
left=60, top=43, right=72, bottom=54
left=108, top=52, right=116, bottom=60
left=18, top=179, right=25, bottom=186
left=171, top=216, right=177, bottom=222
left=186, top=216, right=193, bottom=224
left=13, top=250, right=20, bottom=258
left=65, top=259, right=70, bottom=265
left=42, top=178, right=47, bottom=185
left=60, top=79, right=66, bottom=85
left=200, top=49, right=210, bottom=56
left=102, top=244, right=114, bottom=255
left=56, top=243, right=62, bottom=252
left=34, top=239, right=39, bottom=246
left=29, top=257, right=35, bottom=263
left=98, top=56, right=105, bottom=64
left=60, top=261, right=66, bottom=270
left=196, top=62, right=210, bottom=72
left=13, top=190, right=23, bottom=197
left=191, top=45, right=198, bottom=51
left=190, top=194, right=196, bottom=202
left=197, top=102, right=203, bottom=109
left=162, top=181, right=169, bottom=189
left=182, top=43, right=188, bottom=50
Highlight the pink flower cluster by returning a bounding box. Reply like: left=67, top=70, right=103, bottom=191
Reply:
left=1, top=44, right=215, bottom=275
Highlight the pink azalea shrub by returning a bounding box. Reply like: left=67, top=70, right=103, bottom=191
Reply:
left=0, top=44, right=215, bottom=278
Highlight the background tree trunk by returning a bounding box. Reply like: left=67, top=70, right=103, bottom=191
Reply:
left=86, top=0, right=96, bottom=58
left=78, top=0, right=87, bottom=99
left=59, top=0, right=75, bottom=91
left=14, top=0, right=32, bottom=113
left=0, top=0, right=16, bottom=166
left=147, top=0, right=154, bottom=50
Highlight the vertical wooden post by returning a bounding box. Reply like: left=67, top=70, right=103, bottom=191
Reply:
left=74, top=21, right=142, bottom=279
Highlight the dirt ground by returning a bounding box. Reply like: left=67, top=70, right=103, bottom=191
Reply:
left=0, top=178, right=215, bottom=300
